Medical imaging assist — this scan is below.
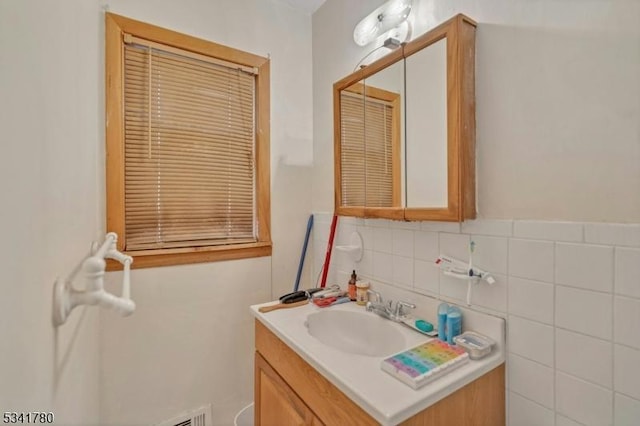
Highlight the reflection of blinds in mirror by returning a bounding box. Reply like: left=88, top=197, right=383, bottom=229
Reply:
left=340, top=92, right=394, bottom=207
left=123, top=41, right=257, bottom=250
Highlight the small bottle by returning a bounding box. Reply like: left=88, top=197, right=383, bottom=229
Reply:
left=446, top=306, right=462, bottom=345
left=348, top=270, right=357, bottom=301
left=437, top=302, right=449, bottom=341
left=355, top=281, right=370, bottom=305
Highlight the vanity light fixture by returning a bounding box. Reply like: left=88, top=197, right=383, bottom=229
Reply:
left=353, top=0, right=413, bottom=47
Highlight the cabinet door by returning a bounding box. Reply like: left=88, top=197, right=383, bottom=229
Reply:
left=255, top=352, right=323, bottom=426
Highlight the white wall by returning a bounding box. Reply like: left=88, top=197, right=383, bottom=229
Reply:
left=313, top=0, right=640, bottom=222
left=101, top=259, right=272, bottom=425
left=1, top=0, right=313, bottom=425
left=313, top=0, right=639, bottom=425
left=99, top=0, right=314, bottom=425
left=0, top=0, right=102, bottom=423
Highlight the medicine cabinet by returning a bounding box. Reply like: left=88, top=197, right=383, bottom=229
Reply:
left=334, top=14, right=477, bottom=221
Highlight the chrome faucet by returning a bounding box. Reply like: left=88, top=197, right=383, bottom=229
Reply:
left=366, top=290, right=416, bottom=322
left=393, top=301, right=416, bottom=319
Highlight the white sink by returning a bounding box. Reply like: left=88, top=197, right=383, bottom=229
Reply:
left=305, top=309, right=407, bottom=357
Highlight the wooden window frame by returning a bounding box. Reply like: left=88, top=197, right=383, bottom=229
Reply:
left=105, top=13, right=271, bottom=269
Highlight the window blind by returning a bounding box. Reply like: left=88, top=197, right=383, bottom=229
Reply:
left=123, top=39, right=257, bottom=251
left=340, top=91, right=394, bottom=207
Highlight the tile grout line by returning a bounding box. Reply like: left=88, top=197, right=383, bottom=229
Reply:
left=611, top=245, right=616, bottom=425
left=506, top=234, right=511, bottom=354
left=507, top=311, right=553, bottom=327
left=552, top=239, right=557, bottom=419
left=552, top=280, right=628, bottom=297
left=508, top=348, right=553, bottom=370
left=508, top=389, right=557, bottom=420
left=504, top=227, right=513, bottom=424
left=614, top=389, right=640, bottom=404
left=552, top=323, right=619, bottom=346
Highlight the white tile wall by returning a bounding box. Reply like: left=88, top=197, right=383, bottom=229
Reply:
left=615, top=393, right=640, bottom=426
left=374, top=227, right=393, bottom=253
left=614, top=345, right=640, bottom=400
left=615, top=248, right=640, bottom=298
left=555, top=243, right=614, bottom=292
left=469, top=273, right=508, bottom=312
left=509, top=238, right=555, bottom=282
left=461, top=219, right=513, bottom=236
left=414, top=231, right=439, bottom=261
left=356, top=225, right=374, bottom=252
left=509, top=354, right=555, bottom=409
left=392, top=255, right=414, bottom=288
left=421, top=221, right=460, bottom=233
left=556, top=415, right=584, bottom=426
left=614, top=296, right=640, bottom=350
left=392, top=228, right=414, bottom=258
left=414, top=259, right=439, bottom=295
left=585, top=223, right=640, bottom=248
left=439, top=271, right=469, bottom=302
left=365, top=218, right=390, bottom=228
left=555, top=328, right=612, bottom=388
left=392, top=220, right=421, bottom=231
left=472, top=235, right=509, bottom=274
left=508, top=391, right=555, bottom=426
left=312, top=215, right=640, bottom=426
left=556, top=372, right=613, bottom=426
left=372, top=251, right=393, bottom=283
left=508, top=315, right=554, bottom=367
left=358, top=249, right=373, bottom=277
left=514, top=221, right=583, bottom=242
left=439, top=232, right=470, bottom=261
left=508, top=277, right=554, bottom=324
left=555, top=286, right=613, bottom=340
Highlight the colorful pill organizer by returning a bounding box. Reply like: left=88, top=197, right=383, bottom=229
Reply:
left=381, top=339, right=469, bottom=389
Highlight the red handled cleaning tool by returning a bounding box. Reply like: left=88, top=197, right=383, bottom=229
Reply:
left=319, top=215, right=338, bottom=288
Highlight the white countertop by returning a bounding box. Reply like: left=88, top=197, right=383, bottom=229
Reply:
left=251, top=300, right=505, bottom=425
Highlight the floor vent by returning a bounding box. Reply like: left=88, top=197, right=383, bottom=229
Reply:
left=157, top=404, right=212, bottom=426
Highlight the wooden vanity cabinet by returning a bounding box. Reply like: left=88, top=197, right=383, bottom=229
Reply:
left=254, top=320, right=505, bottom=426
left=255, top=353, right=323, bottom=425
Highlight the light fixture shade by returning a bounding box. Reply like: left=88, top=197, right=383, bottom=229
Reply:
left=353, top=0, right=412, bottom=47
left=382, top=20, right=411, bottom=45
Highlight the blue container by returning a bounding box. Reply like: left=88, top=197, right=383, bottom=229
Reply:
left=446, top=306, right=462, bottom=344
left=437, top=303, right=449, bottom=341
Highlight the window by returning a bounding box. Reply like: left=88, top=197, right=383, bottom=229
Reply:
left=105, top=13, right=271, bottom=269
left=340, top=83, right=401, bottom=207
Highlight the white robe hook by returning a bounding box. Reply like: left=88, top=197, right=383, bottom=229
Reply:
left=52, top=232, right=136, bottom=326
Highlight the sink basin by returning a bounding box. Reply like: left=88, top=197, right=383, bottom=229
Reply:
left=305, top=310, right=407, bottom=357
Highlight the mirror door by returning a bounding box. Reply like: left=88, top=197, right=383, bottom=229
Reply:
left=405, top=37, right=448, bottom=208
left=335, top=49, right=405, bottom=219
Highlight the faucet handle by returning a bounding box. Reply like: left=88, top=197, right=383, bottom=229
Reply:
left=394, top=301, right=416, bottom=318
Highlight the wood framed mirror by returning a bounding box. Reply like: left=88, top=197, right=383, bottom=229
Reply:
left=334, top=14, right=477, bottom=222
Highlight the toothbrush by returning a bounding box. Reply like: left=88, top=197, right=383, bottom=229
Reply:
left=466, top=240, right=475, bottom=306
